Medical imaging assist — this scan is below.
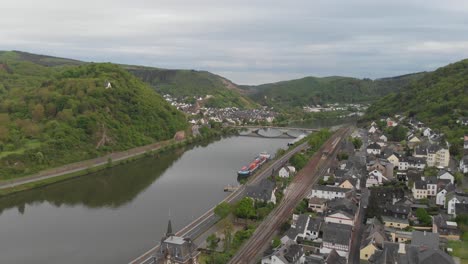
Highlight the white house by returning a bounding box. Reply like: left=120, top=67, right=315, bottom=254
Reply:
left=325, top=211, right=355, bottom=226
left=437, top=170, right=455, bottom=184
left=447, top=194, right=468, bottom=216
left=369, top=126, right=378, bottom=134
left=278, top=167, right=291, bottom=178
left=407, top=157, right=426, bottom=170
left=308, top=185, right=351, bottom=200
left=436, top=189, right=448, bottom=206
left=386, top=153, right=400, bottom=168
left=398, top=158, right=409, bottom=171
left=320, top=223, right=352, bottom=258
left=412, top=180, right=428, bottom=199
left=427, top=144, right=450, bottom=168
left=408, top=136, right=421, bottom=145
left=436, top=183, right=455, bottom=206
left=262, top=240, right=305, bottom=264
left=379, top=135, right=388, bottom=142
left=423, top=128, right=432, bottom=137
left=426, top=177, right=438, bottom=196
left=367, top=142, right=381, bottom=155
left=460, top=155, right=468, bottom=174
left=366, top=170, right=388, bottom=187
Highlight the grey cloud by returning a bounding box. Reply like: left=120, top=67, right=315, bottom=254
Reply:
left=1, top=0, right=468, bottom=84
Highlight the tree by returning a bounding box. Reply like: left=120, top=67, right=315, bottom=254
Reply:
left=234, top=197, right=256, bottom=219
left=415, top=208, right=432, bottom=226
left=206, top=234, right=219, bottom=251
left=454, top=172, right=464, bottom=187
left=31, top=104, right=45, bottom=122
left=214, top=202, right=231, bottom=219
left=271, top=237, right=281, bottom=248
left=220, top=218, right=233, bottom=252
left=337, top=152, right=349, bottom=161
left=352, top=137, right=363, bottom=149
left=290, top=153, right=308, bottom=170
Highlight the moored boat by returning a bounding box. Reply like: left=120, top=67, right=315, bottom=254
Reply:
left=237, top=152, right=270, bottom=177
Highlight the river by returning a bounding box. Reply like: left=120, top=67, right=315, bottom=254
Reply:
left=0, top=136, right=291, bottom=264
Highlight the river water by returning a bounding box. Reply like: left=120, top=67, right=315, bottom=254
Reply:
left=0, top=136, right=291, bottom=264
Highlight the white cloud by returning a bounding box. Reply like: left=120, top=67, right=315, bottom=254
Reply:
left=1, top=0, right=468, bottom=83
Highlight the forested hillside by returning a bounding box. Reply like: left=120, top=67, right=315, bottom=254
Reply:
left=0, top=51, right=187, bottom=178
left=244, top=73, right=425, bottom=109
left=126, top=66, right=257, bottom=108
left=364, top=59, right=468, bottom=152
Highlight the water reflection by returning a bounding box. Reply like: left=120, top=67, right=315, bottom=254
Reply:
left=0, top=139, right=224, bottom=215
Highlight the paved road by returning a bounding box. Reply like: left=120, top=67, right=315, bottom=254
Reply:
left=228, top=127, right=351, bottom=264
left=129, top=141, right=310, bottom=264
left=348, top=188, right=369, bottom=263
left=0, top=140, right=172, bottom=190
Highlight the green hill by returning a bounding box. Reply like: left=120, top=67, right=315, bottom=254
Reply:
left=243, top=73, right=425, bottom=109
left=126, top=66, right=257, bottom=108
left=364, top=59, right=468, bottom=152
left=0, top=51, right=187, bottom=179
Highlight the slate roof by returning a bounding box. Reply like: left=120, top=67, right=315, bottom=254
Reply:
left=403, top=245, right=454, bottom=264
left=264, top=240, right=304, bottom=264
left=456, top=203, right=468, bottom=215
left=414, top=146, right=427, bottom=156
left=414, top=180, right=427, bottom=189
left=427, top=144, right=442, bottom=154
left=433, top=214, right=461, bottom=236
left=245, top=178, right=275, bottom=202
left=382, top=204, right=410, bottom=218
left=312, top=185, right=351, bottom=193
left=326, top=198, right=358, bottom=216
left=411, top=231, right=439, bottom=249
left=437, top=169, right=452, bottom=177
left=284, top=244, right=303, bottom=263
left=285, top=214, right=309, bottom=240
left=407, top=156, right=426, bottom=166
left=361, top=217, right=387, bottom=250
left=322, top=223, right=352, bottom=245
left=325, top=249, right=346, bottom=264
left=308, top=197, right=327, bottom=205
left=156, top=235, right=199, bottom=263
left=368, top=242, right=400, bottom=264
left=307, top=217, right=323, bottom=233
left=368, top=142, right=382, bottom=150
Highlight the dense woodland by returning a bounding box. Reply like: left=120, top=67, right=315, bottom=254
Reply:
left=1, top=50, right=467, bottom=179
left=242, top=73, right=425, bottom=110
left=364, top=59, right=468, bottom=155
left=0, top=51, right=187, bottom=179
left=126, top=66, right=257, bottom=108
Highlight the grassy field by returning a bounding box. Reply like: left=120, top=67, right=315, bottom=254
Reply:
left=0, top=140, right=42, bottom=159
left=448, top=240, right=468, bottom=260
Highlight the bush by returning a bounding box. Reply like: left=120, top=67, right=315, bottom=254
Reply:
left=234, top=198, right=256, bottom=219
left=415, top=208, right=432, bottom=226
left=214, top=202, right=232, bottom=219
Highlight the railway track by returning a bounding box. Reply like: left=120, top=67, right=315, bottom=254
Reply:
left=228, top=127, right=351, bottom=264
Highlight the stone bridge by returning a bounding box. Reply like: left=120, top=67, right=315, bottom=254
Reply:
left=235, top=126, right=318, bottom=138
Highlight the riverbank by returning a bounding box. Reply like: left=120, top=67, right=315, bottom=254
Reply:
left=0, top=127, right=237, bottom=197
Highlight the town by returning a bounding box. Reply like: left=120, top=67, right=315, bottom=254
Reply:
left=150, top=115, right=468, bottom=264
left=163, top=94, right=278, bottom=126
left=257, top=116, right=468, bottom=263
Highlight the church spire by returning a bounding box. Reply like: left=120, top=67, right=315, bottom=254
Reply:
left=166, top=219, right=173, bottom=237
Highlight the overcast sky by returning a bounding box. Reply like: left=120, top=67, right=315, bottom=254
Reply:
left=2, top=0, right=468, bottom=84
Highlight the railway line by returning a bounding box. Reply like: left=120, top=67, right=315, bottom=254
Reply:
left=228, top=127, right=351, bottom=264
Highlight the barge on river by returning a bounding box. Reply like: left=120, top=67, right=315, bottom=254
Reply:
left=237, top=152, right=271, bottom=177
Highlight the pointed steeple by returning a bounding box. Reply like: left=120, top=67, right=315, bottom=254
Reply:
left=166, top=219, right=173, bottom=237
